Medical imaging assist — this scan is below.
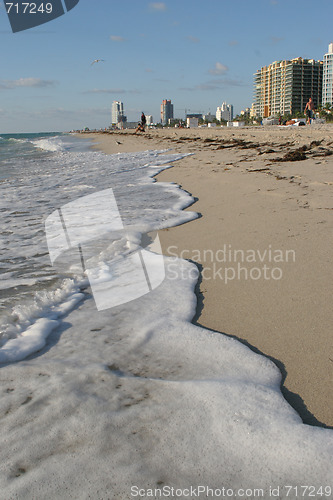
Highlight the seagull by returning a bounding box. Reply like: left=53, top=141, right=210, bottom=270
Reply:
left=91, top=59, right=105, bottom=66
left=115, top=140, right=122, bottom=145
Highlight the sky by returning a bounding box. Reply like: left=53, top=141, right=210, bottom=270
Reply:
left=0, top=0, right=332, bottom=133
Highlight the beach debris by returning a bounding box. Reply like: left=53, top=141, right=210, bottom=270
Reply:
left=271, top=146, right=307, bottom=162
left=271, top=140, right=333, bottom=162
left=247, top=167, right=271, bottom=172
left=282, top=149, right=307, bottom=161
left=310, top=140, right=322, bottom=147
left=312, top=148, right=333, bottom=157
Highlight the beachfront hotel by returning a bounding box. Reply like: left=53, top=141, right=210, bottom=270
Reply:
left=253, top=57, right=323, bottom=117
left=322, top=43, right=333, bottom=107
left=160, top=99, right=174, bottom=124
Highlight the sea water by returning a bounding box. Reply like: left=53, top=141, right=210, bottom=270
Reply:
left=0, top=133, right=332, bottom=499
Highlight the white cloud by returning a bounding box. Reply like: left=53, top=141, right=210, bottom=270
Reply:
left=0, top=78, right=56, bottom=89
left=208, top=62, right=229, bottom=76
left=110, top=35, right=126, bottom=42
left=149, top=2, right=166, bottom=11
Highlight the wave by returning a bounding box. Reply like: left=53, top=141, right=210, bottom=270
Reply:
left=7, top=137, right=28, bottom=143
left=30, top=136, right=66, bottom=152
left=0, top=277, right=86, bottom=362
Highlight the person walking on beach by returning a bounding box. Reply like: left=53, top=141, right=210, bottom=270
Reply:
left=141, top=112, right=146, bottom=130
left=304, top=97, right=315, bottom=125
left=135, top=112, right=146, bottom=133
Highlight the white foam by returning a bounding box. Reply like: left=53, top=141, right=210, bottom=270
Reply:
left=30, top=137, right=65, bottom=152
left=0, top=279, right=85, bottom=352
left=0, top=318, right=59, bottom=363
left=0, top=257, right=332, bottom=498
left=7, top=137, right=27, bottom=143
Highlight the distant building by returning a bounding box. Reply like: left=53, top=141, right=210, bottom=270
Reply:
left=161, top=99, right=174, bottom=124
left=216, top=102, right=233, bottom=121
left=250, top=103, right=256, bottom=118
left=203, top=113, right=215, bottom=123
left=186, top=117, right=198, bottom=128
left=121, top=122, right=137, bottom=130
left=322, top=43, right=333, bottom=107
left=253, top=57, right=323, bottom=117
left=227, top=121, right=245, bottom=128
left=145, top=115, right=153, bottom=126
left=186, top=113, right=203, bottom=120
left=111, top=101, right=126, bottom=126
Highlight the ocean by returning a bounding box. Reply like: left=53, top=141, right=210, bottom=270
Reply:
left=0, top=133, right=332, bottom=498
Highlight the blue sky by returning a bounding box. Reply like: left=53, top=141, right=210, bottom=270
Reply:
left=0, top=0, right=332, bottom=133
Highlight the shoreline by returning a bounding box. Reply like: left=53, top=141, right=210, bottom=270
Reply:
left=84, top=126, right=333, bottom=427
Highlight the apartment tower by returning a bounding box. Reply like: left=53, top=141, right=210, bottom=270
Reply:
left=254, top=58, right=323, bottom=117
left=160, top=99, right=174, bottom=124
left=322, top=43, right=333, bottom=107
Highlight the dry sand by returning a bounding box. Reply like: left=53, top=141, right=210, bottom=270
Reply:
left=84, top=125, right=333, bottom=427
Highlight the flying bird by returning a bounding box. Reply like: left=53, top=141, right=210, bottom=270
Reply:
left=91, top=59, right=105, bottom=65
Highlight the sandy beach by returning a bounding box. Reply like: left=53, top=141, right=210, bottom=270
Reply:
left=86, top=125, right=333, bottom=428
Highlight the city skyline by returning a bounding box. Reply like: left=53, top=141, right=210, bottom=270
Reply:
left=0, top=0, right=332, bottom=133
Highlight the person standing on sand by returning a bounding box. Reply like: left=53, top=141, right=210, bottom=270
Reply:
left=141, top=112, right=146, bottom=130
left=304, top=97, right=315, bottom=124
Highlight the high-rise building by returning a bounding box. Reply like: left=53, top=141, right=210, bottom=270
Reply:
left=253, top=58, right=323, bottom=117
left=111, top=101, right=125, bottom=125
left=160, top=99, right=173, bottom=124
left=216, top=102, right=233, bottom=121
left=322, top=43, right=333, bottom=107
